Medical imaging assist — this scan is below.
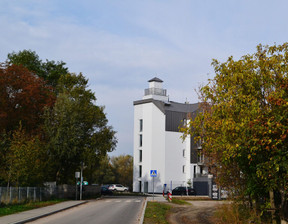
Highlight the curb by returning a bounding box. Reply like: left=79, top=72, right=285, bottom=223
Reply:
left=13, top=201, right=88, bottom=224
left=139, top=197, right=147, bottom=224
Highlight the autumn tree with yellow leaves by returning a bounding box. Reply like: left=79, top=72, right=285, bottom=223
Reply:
left=181, top=43, right=288, bottom=222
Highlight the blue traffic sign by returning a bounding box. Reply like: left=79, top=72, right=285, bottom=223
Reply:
left=150, top=170, right=157, bottom=177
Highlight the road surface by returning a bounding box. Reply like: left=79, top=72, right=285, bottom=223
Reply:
left=27, top=196, right=146, bottom=224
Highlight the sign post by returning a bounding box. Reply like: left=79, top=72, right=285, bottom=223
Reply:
left=150, top=170, right=157, bottom=201
left=80, top=162, right=84, bottom=200
left=75, top=172, right=80, bottom=200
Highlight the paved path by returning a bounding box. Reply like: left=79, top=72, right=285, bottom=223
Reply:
left=0, top=201, right=86, bottom=224
left=27, top=196, right=146, bottom=224
left=0, top=194, right=165, bottom=224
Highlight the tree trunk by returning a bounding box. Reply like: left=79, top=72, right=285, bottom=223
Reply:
left=269, top=190, right=277, bottom=224
left=280, top=190, right=288, bottom=224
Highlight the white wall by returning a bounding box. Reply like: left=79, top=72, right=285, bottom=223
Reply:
left=133, top=102, right=166, bottom=193
left=164, top=131, right=194, bottom=191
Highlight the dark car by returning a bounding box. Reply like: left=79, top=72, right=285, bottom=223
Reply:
left=172, top=186, right=196, bottom=196
left=101, top=186, right=113, bottom=195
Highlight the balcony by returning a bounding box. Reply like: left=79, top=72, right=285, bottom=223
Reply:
left=144, top=88, right=167, bottom=96
left=195, top=173, right=208, bottom=178
left=197, top=153, right=205, bottom=166
left=193, top=139, right=202, bottom=149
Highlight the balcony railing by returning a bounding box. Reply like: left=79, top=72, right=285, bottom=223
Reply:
left=144, top=88, right=167, bottom=96
left=195, top=173, right=208, bottom=178
left=197, top=153, right=205, bottom=165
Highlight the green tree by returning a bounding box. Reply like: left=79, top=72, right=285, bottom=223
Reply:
left=181, top=43, right=288, bottom=222
left=5, top=126, right=46, bottom=187
left=43, top=73, right=117, bottom=184
left=89, top=155, right=116, bottom=185
left=110, top=155, right=133, bottom=190
left=7, top=50, right=68, bottom=88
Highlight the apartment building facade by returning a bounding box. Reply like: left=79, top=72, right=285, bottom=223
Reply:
left=133, top=77, right=211, bottom=195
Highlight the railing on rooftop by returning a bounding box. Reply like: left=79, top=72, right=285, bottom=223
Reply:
left=144, top=88, right=167, bottom=96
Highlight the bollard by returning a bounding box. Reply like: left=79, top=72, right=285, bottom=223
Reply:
left=168, top=190, right=172, bottom=202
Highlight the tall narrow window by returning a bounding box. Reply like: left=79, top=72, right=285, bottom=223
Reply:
left=140, top=119, right=143, bottom=132
left=139, top=165, right=142, bottom=177
left=183, top=165, right=186, bottom=173
left=139, top=150, right=142, bottom=162
left=183, top=149, right=186, bottom=158
left=139, top=181, right=142, bottom=192
left=139, top=134, right=142, bottom=147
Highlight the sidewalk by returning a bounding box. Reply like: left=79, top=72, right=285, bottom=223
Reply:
left=0, top=200, right=87, bottom=224
left=146, top=194, right=168, bottom=202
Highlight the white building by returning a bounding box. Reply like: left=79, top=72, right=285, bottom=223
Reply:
left=133, top=77, right=211, bottom=195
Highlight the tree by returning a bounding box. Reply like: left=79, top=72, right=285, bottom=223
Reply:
left=181, top=43, right=288, bottom=222
left=90, top=154, right=133, bottom=190
left=0, top=63, right=55, bottom=134
left=110, top=155, right=133, bottom=190
left=43, top=73, right=117, bottom=184
left=4, top=126, right=46, bottom=187
left=89, top=155, right=116, bottom=185
left=7, top=50, right=68, bottom=88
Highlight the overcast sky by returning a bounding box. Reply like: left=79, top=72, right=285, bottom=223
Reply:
left=1, top=0, right=288, bottom=156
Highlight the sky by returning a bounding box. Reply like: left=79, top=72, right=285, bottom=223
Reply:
left=1, top=0, right=288, bottom=156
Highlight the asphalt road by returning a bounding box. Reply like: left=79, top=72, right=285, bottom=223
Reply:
left=27, top=196, right=146, bottom=224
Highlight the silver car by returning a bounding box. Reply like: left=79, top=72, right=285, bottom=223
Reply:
left=108, top=184, right=129, bottom=192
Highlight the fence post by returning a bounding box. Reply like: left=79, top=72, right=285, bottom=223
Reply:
left=0, top=187, right=2, bottom=204
left=27, top=187, right=29, bottom=201
left=40, top=187, right=42, bottom=201
left=34, top=187, right=36, bottom=202
left=18, top=187, right=21, bottom=202
left=9, top=187, right=12, bottom=203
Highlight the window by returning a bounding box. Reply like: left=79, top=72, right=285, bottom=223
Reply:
left=139, top=165, right=142, bottom=177
left=139, top=181, right=142, bottom=192
left=182, top=165, right=185, bottom=173
left=139, top=150, right=142, bottom=162
left=140, top=119, right=143, bottom=132
left=139, top=134, right=142, bottom=147
left=183, top=149, right=186, bottom=158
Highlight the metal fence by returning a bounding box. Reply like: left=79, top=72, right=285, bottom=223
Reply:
left=0, top=185, right=101, bottom=204
left=0, top=187, right=43, bottom=204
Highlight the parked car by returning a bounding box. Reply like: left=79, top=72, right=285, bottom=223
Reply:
left=101, top=186, right=113, bottom=195
left=108, top=184, right=129, bottom=192
left=172, top=186, right=196, bottom=196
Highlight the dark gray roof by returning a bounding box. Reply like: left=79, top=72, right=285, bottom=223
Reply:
left=165, top=101, right=199, bottom=113
left=133, top=99, right=199, bottom=114
left=148, top=77, right=163, bottom=83
left=134, top=99, right=200, bottom=132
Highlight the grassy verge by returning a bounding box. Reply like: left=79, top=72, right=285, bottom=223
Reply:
left=171, top=198, right=190, bottom=205
left=212, top=203, right=269, bottom=224
left=144, top=201, right=172, bottom=224
left=0, top=199, right=66, bottom=217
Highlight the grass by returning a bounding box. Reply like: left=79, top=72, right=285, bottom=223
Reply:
left=171, top=198, right=190, bottom=205
left=0, top=199, right=66, bottom=217
left=212, top=202, right=268, bottom=224
left=144, top=201, right=172, bottom=224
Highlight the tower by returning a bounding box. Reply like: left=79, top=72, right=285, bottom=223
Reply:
left=142, top=77, right=168, bottom=102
